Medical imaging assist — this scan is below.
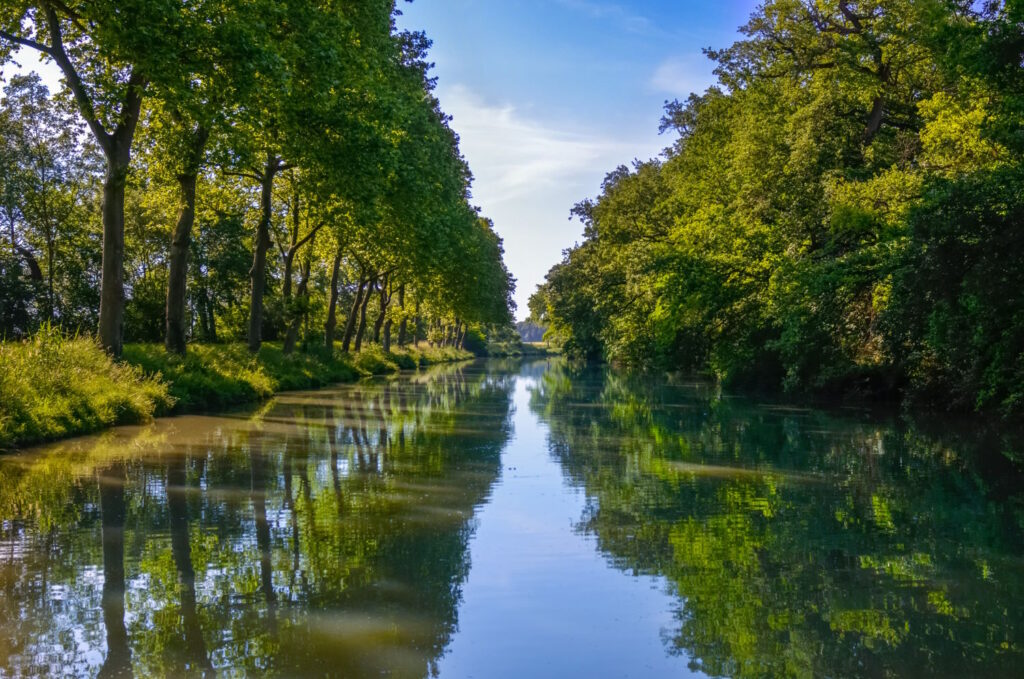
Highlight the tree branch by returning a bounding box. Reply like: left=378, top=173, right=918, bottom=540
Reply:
left=222, top=170, right=262, bottom=182
left=112, top=68, right=147, bottom=151
left=292, top=221, right=325, bottom=253
left=42, top=4, right=111, bottom=155
left=273, top=233, right=287, bottom=261
left=0, top=28, right=54, bottom=56
left=45, top=0, right=86, bottom=30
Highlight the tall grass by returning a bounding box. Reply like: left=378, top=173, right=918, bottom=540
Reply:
left=122, top=343, right=356, bottom=411
left=1, top=335, right=473, bottom=449
left=123, top=342, right=472, bottom=413
left=0, top=327, right=173, bottom=449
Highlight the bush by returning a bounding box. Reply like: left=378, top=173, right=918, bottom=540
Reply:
left=124, top=270, right=168, bottom=343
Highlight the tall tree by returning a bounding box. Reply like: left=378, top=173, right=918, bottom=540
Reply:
left=0, top=1, right=183, bottom=355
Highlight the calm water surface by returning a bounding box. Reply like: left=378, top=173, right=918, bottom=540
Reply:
left=0, top=359, right=1022, bottom=677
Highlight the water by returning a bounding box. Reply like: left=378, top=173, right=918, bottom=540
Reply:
left=0, top=359, right=1021, bottom=678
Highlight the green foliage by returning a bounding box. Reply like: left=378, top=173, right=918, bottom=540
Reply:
left=885, top=166, right=1024, bottom=415
left=0, top=1, right=515, bottom=360
left=0, top=249, right=38, bottom=337
left=532, top=0, right=1024, bottom=416
left=0, top=327, right=173, bottom=449
left=124, top=269, right=169, bottom=343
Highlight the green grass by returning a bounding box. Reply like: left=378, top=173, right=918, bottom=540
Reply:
left=1, top=335, right=472, bottom=450
left=123, top=342, right=472, bottom=414
left=0, top=327, right=174, bottom=450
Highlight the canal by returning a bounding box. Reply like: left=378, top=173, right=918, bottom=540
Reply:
left=0, top=359, right=1021, bottom=677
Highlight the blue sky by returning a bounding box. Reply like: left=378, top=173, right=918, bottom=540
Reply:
left=395, top=0, right=760, bottom=318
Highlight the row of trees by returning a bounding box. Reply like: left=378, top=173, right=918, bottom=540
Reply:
left=0, top=0, right=515, bottom=357
left=530, top=0, right=1024, bottom=415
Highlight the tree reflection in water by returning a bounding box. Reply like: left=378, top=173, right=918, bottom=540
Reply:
left=98, top=462, right=131, bottom=679
left=529, top=363, right=1024, bottom=678
left=0, top=361, right=513, bottom=677
left=4, top=359, right=1020, bottom=678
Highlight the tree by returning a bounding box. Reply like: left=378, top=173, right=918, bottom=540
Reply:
left=0, top=0, right=517, bottom=358
left=532, top=0, right=1024, bottom=414
left=0, top=1, right=186, bottom=355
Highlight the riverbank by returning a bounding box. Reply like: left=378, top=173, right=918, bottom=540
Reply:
left=0, top=329, right=472, bottom=450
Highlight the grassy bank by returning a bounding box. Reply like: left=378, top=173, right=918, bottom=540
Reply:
left=0, top=331, right=471, bottom=450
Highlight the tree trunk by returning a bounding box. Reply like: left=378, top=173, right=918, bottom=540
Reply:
left=98, top=160, right=128, bottom=356
left=38, top=7, right=144, bottom=356
left=414, top=301, right=421, bottom=346
left=342, top=276, right=367, bottom=353
left=283, top=255, right=310, bottom=355
left=194, top=279, right=214, bottom=342
left=46, top=236, right=55, bottom=322
left=165, top=172, right=198, bottom=354
left=164, top=125, right=208, bottom=355
left=6, top=210, right=15, bottom=256
left=282, top=249, right=295, bottom=301
left=354, top=280, right=374, bottom=352
left=382, top=318, right=393, bottom=353
left=396, top=285, right=407, bottom=347
left=200, top=286, right=217, bottom=343
left=324, top=247, right=343, bottom=355
left=205, top=296, right=217, bottom=342
left=247, top=154, right=279, bottom=353
left=862, top=58, right=890, bottom=144
left=864, top=95, right=885, bottom=144
left=280, top=188, right=323, bottom=355
left=15, top=244, right=43, bottom=282
left=196, top=299, right=210, bottom=341
left=372, top=275, right=390, bottom=344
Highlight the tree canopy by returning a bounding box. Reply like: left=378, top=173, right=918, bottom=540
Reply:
left=0, top=0, right=515, bottom=356
left=531, top=0, right=1024, bottom=417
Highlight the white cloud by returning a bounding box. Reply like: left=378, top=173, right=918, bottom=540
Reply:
left=556, top=0, right=655, bottom=34
left=649, top=55, right=716, bottom=99
left=439, top=84, right=662, bottom=318
left=442, top=84, right=638, bottom=206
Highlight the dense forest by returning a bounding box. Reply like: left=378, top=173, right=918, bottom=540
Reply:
left=0, top=0, right=515, bottom=358
left=530, top=0, right=1024, bottom=416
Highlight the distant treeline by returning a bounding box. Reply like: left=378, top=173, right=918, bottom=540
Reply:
left=0, top=1, right=514, bottom=358
left=531, top=0, right=1024, bottom=417
left=516, top=321, right=546, bottom=343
